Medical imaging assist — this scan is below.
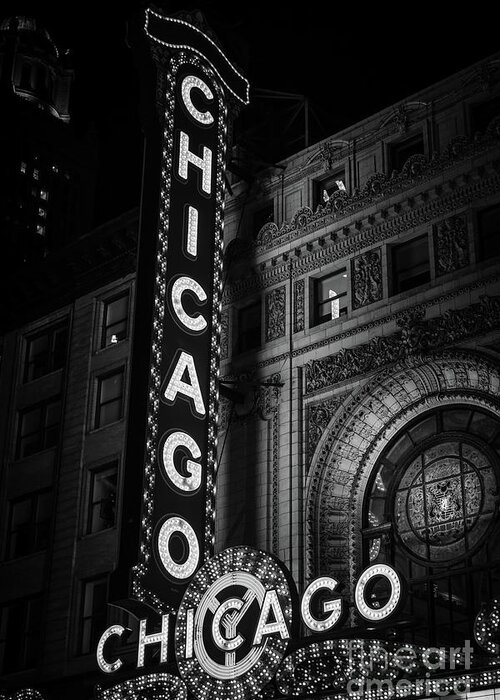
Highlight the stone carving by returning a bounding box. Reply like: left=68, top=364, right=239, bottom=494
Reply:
left=351, top=248, right=382, bottom=309
left=307, top=399, right=340, bottom=465
left=265, top=286, right=286, bottom=342
left=220, top=309, right=229, bottom=359
left=305, top=351, right=500, bottom=583
left=305, top=295, right=500, bottom=393
left=393, top=104, right=409, bottom=133
left=318, top=140, right=345, bottom=170
left=293, top=278, right=305, bottom=333
left=434, top=214, right=469, bottom=276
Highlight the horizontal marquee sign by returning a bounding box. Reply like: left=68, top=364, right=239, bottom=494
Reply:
left=99, top=546, right=409, bottom=699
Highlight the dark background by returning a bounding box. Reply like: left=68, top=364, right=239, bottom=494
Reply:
left=3, top=1, right=499, bottom=223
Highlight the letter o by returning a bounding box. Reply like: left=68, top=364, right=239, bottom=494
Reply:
left=354, top=564, right=402, bottom=621
left=156, top=516, right=200, bottom=580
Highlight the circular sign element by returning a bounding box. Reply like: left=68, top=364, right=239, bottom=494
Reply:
left=175, top=546, right=294, bottom=700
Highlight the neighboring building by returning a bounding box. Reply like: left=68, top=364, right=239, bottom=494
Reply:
left=0, top=16, right=97, bottom=270
left=0, top=12, right=499, bottom=699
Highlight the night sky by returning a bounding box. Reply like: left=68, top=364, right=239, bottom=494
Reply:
left=3, top=2, right=500, bottom=224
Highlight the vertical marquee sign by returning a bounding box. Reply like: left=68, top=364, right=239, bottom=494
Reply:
left=132, top=8, right=249, bottom=612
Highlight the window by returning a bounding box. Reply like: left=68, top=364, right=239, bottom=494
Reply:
left=389, top=133, right=424, bottom=173
left=16, top=398, right=61, bottom=460
left=0, top=597, right=42, bottom=674
left=470, top=94, right=500, bottom=134
left=363, top=406, right=500, bottom=647
left=101, top=292, right=129, bottom=347
left=86, top=465, right=118, bottom=534
left=24, top=323, right=68, bottom=382
left=391, top=235, right=430, bottom=294
left=6, top=490, right=52, bottom=559
left=477, top=204, right=500, bottom=259
left=252, top=203, right=273, bottom=239
left=236, top=301, right=261, bottom=353
left=314, top=170, right=346, bottom=208
left=79, top=577, right=108, bottom=655
left=95, top=370, right=124, bottom=428
left=312, top=269, right=348, bottom=326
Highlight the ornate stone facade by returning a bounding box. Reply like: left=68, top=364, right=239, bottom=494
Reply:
left=434, top=214, right=470, bottom=276
left=351, top=247, right=383, bottom=309
left=265, top=286, right=286, bottom=342
left=293, top=278, right=305, bottom=333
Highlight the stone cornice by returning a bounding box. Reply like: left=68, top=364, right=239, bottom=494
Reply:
left=304, top=293, right=500, bottom=394
left=222, top=163, right=500, bottom=304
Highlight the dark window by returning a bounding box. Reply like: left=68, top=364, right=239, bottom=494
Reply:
left=252, top=203, right=273, bottom=239
left=389, top=133, right=424, bottom=173
left=24, top=323, right=68, bottom=382
left=101, top=292, right=129, bottom=348
left=95, top=370, right=124, bottom=428
left=478, top=204, right=500, bottom=259
left=391, top=235, right=430, bottom=294
left=312, top=269, right=348, bottom=326
left=237, top=301, right=261, bottom=353
left=314, top=170, right=346, bottom=208
left=7, top=491, right=52, bottom=559
left=0, top=597, right=42, bottom=674
left=79, top=577, right=108, bottom=655
left=19, top=63, right=33, bottom=90
left=86, top=465, right=117, bottom=534
left=470, top=95, right=500, bottom=134
left=16, top=398, right=61, bottom=459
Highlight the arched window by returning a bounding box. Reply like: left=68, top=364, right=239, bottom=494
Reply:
left=363, top=405, right=500, bottom=646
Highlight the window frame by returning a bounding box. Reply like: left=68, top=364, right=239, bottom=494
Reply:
left=235, top=300, right=262, bottom=354
left=100, top=290, right=130, bottom=349
left=6, top=489, right=52, bottom=560
left=94, top=368, right=125, bottom=430
left=310, top=267, right=349, bottom=328
left=0, top=596, right=43, bottom=674
left=78, top=576, right=109, bottom=656
left=390, top=233, right=431, bottom=296
left=23, top=321, right=68, bottom=383
left=313, top=167, right=347, bottom=209
left=476, top=202, right=500, bottom=261
left=387, top=131, right=425, bottom=174
left=85, top=462, right=118, bottom=536
left=16, top=396, right=62, bottom=460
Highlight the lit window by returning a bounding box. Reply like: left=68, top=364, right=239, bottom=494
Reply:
left=236, top=301, right=261, bottom=353
left=314, top=170, right=346, bottom=208
left=312, top=269, right=348, bottom=326
left=16, top=398, right=61, bottom=460
left=101, top=292, right=129, bottom=348
left=86, top=465, right=117, bottom=534
left=0, top=597, right=42, bottom=674
left=95, top=370, right=124, bottom=428
left=20, top=162, right=27, bottom=174
left=477, top=204, right=500, bottom=259
left=7, top=491, right=52, bottom=559
left=79, top=577, right=108, bottom=655
left=391, top=235, right=430, bottom=294
left=24, top=323, right=68, bottom=382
